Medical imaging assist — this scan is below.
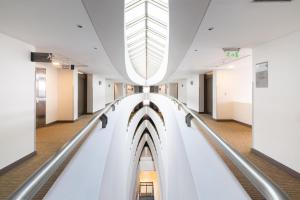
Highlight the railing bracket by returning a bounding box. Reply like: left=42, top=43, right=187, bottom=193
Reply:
left=185, top=113, right=193, bottom=127
left=100, top=114, right=108, bottom=128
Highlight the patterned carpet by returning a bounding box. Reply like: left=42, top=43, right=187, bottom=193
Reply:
left=195, top=114, right=300, bottom=200
left=0, top=114, right=94, bottom=200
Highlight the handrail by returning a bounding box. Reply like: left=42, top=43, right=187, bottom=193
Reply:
left=168, top=96, right=289, bottom=200
left=8, top=98, right=123, bottom=200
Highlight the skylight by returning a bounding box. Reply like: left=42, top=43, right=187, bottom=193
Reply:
left=124, top=0, right=169, bottom=86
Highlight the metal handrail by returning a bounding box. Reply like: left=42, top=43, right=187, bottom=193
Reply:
left=8, top=98, right=123, bottom=200
left=168, top=96, right=289, bottom=200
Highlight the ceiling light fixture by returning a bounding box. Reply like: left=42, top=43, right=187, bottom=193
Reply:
left=208, top=27, right=214, bottom=31
left=77, top=24, right=83, bottom=28
left=52, top=61, right=60, bottom=66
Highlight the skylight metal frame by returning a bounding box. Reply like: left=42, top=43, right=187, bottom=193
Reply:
left=124, top=0, right=169, bottom=85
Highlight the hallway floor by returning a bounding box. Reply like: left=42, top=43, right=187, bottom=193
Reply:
left=0, top=114, right=94, bottom=200
left=196, top=114, right=300, bottom=200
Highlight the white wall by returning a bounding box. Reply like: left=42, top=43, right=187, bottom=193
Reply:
left=114, top=83, right=124, bottom=99
left=186, top=74, right=204, bottom=112
left=253, top=30, right=300, bottom=173
left=87, top=74, right=106, bottom=113
left=167, top=83, right=178, bottom=98
left=178, top=79, right=187, bottom=104
left=0, top=33, right=35, bottom=169
left=126, top=84, right=135, bottom=96
left=158, top=84, right=167, bottom=94
left=213, top=56, right=252, bottom=125
left=105, top=79, right=114, bottom=103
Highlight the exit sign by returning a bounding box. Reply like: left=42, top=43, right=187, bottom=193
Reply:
left=225, top=51, right=240, bottom=58
left=223, top=48, right=240, bottom=58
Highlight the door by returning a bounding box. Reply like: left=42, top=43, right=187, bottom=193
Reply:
left=36, top=68, right=46, bottom=128
left=204, top=74, right=213, bottom=115
left=78, top=73, right=87, bottom=116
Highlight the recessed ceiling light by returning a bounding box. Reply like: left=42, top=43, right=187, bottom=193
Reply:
left=52, top=62, right=60, bottom=66
left=208, top=27, right=214, bottom=31
left=76, top=24, right=83, bottom=28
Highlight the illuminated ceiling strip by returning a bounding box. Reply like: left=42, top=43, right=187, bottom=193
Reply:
left=129, top=45, right=146, bottom=55
left=148, top=0, right=168, bottom=12
left=127, top=29, right=145, bottom=40
left=149, top=0, right=167, bottom=8
left=148, top=37, right=165, bottom=48
left=147, top=43, right=164, bottom=53
left=128, top=37, right=145, bottom=48
left=125, top=0, right=145, bottom=11
left=147, top=28, right=166, bottom=39
left=147, top=16, right=167, bottom=29
left=147, top=49, right=163, bottom=59
left=130, top=51, right=146, bottom=59
left=148, top=43, right=164, bottom=54
left=147, top=53, right=162, bottom=62
left=126, top=16, right=145, bottom=28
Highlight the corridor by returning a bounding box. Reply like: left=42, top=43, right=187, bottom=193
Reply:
left=0, top=115, right=94, bottom=199
left=0, top=0, right=300, bottom=199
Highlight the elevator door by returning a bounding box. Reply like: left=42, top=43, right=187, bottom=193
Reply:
left=36, top=68, right=46, bottom=128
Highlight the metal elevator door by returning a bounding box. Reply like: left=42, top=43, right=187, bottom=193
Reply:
left=35, top=68, right=46, bottom=128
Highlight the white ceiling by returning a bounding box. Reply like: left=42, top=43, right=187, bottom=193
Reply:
left=0, top=0, right=299, bottom=84
left=171, top=0, right=300, bottom=81
left=82, top=0, right=211, bottom=83
left=0, top=0, right=122, bottom=80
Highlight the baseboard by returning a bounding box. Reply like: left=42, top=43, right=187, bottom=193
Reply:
left=233, top=120, right=252, bottom=128
left=0, top=151, right=37, bottom=175
left=251, top=148, right=300, bottom=179
left=56, top=120, right=77, bottom=123
left=45, top=120, right=77, bottom=126
left=215, top=119, right=252, bottom=127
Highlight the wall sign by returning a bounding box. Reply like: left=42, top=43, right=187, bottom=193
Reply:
left=256, top=61, right=268, bottom=88
left=223, top=48, right=240, bottom=59
left=31, top=52, right=52, bottom=62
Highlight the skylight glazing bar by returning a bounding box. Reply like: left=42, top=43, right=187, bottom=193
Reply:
left=124, top=0, right=169, bottom=84
left=125, top=0, right=145, bottom=12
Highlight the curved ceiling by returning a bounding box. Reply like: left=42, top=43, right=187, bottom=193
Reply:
left=0, top=0, right=123, bottom=79
left=82, top=0, right=211, bottom=84
left=170, top=0, right=300, bottom=81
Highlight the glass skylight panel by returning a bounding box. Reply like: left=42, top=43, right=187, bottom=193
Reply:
left=125, top=0, right=169, bottom=84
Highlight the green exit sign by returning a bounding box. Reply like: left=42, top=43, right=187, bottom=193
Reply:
left=225, top=51, right=240, bottom=58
